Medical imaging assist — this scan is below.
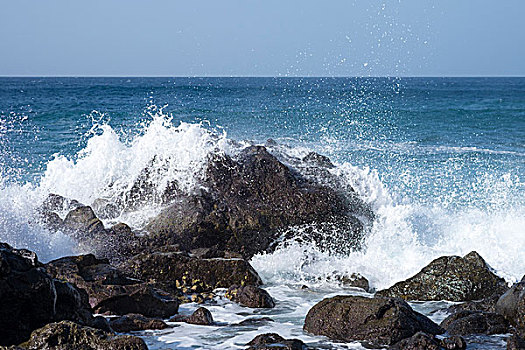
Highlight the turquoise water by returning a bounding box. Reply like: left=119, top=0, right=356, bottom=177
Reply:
left=0, top=77, right=524, bottom=349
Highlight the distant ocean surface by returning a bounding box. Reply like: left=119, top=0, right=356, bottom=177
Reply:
left=1, top=77, right=524, bottom=349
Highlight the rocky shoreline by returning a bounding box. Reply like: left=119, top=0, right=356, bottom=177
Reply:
left=1, top=146, right=524, bottom=349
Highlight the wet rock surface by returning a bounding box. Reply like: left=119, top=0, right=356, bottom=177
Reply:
left=390, top=332, right=466, bottom=350
left=440, top=310, right=509, bottom=335
left=303, top=295, right=443, bottom=346
left=109, top=314, right=169, bottom=333
left=246, top=333, right=308, bottom=350
left=146, top=146, right=370, bottom=258
left=495, top=276, right=525, bottom=330
left=226, top=285, right=275, bottom=308
left=119, top=250, right=262, bottom=291
left=377, top=251, right=508, bottom=301
left=19, top=321, right=147, bottom=350
left=507, top=332, right=525, bottom=350
left=169, top=307, right=214, bottom=326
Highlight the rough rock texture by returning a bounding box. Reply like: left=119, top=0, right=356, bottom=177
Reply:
left=446, top=293, right=501, bottom=314
left=495, top=277, right=525, bottom=330
left=330, top=273, right=370, bottom=291
left=226, top=285, right=275, bottom=308
left=246, top=333, right=307, bottom=350
left=169, top=307, right=214, bottom=326
left=507, top=332, right=525, bottom=350
left=146, top=146, right=371, bottom=258
left=46, top=254, right=179, bottom=318
left=0, top=243, right=57, bottom=345
left=19, top=321, right=147, bottom=350
left=109, top=314, right=168, bottom=332
left=377, top=252, right=508, bottom=301
left=390, top=332, right=466, bottom=350
left=119, top=250, right=262, bottom=290
left=95, top=285, right=179, bottom=318
left=440, top=310, right=509, bottom=335
left=303, top=295, right=443, bottom=346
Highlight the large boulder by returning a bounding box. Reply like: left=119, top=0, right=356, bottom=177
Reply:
left=145, top=146, right=371, bottom=258
left=495, top=276, right=525, bottom=330
left=303, top=295, right=443, bottom=346
left=119, top=250, right=262, bottom=290
left=377, top=252, right=508, bottom=301
left=440, top=310, right=509, bottom=335
left=19, top=321, right=147, bottom=350
left=0, top=243, right=57, bottom=345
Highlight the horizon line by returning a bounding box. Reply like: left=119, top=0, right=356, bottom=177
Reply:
left=1, top=75, right=525, bottom=79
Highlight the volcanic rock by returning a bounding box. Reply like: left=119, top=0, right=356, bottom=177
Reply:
left=119, top=250, right=262, bottom=290
left=303, top=295, right=443, bottom=346
left=226, top=285, right=275, bottom=308
left=495, top=276, right=525, bottom=330
left=246, top=333, right=308, bottom=350
left=390, top=332, right=466, bottom=350
left=109, top=314, right=169, bottom=332
left=440, top=310, right=509, bottom=335
left=377, top=251, right=508, bottom=301
left=146, top=146, right=370, bottom=258
left=19, top=321, right=147, bottom=350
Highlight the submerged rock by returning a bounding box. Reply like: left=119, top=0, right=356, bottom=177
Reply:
left=440, top=310, right=509, bottom=335
left=377, top=251, right=508, bottom=301
left=246, top=333, right=308, bottom=350
left=118, top=250, right=262, bottom=290
left=226, top=285, right=275, bottom=308
left=303, top=295, right=443, bottom=346
left=495, top=276, right=525, bottom=330
left=19, top=321, right=147, bottom=350
left=109, top=314, right=168, bottom=333
left=146, top=146, right=370, bottom=258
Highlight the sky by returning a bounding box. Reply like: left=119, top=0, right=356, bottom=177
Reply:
left=1, top=0, right=524, bottom=77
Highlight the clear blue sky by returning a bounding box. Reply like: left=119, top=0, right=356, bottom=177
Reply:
left=1, top=0, right=524, bottom=76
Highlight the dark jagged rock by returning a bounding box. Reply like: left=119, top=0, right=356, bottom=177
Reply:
left=63, top=206, right=105, bottom=237
left=119, top=250, right=262, bottom=291
left=0, top=243, right=56, bottom=345
left=53, top=280, right=93, bottom=326
left=303, top=295, right=443, bottom=346
left=46, top=254, right=179, bottom=318
left=446, top=292, right=501, bottom=314
left=440, top=310, right=509, bottom=335
left=246, top=333, right=308, bottom=350
left=19, top=321, right=147, bottom=350
left=390, top=332, right=466, bottom=350
left=146, top=146, right=370, bottom=258
left=302, top=152, right=335, bottom=168
left=95, top=285, right=179, bottom=318
left=235, top=317, right=274, bottom=327
left=169, top=307, right=214, bottom=326
left=507, top=332, right=525, bottom=350
left=46, top=254, right=139, bottom=308
left=186, top=307, right=214, bottom=325
left=226, top=285, right=275, bottom=308
left=330, top=272, right=370, bottom=291
left=496, top=277, right=525, bottom=330
left=109, top=314, right=169, bottom=332
left=377, top=252, right=508, bottom=301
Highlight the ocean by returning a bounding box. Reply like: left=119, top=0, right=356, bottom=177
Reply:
left=1, top=77, right=524, bottom=349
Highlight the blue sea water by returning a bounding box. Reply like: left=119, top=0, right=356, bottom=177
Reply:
left=0, top=77, right=524, bottom=349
